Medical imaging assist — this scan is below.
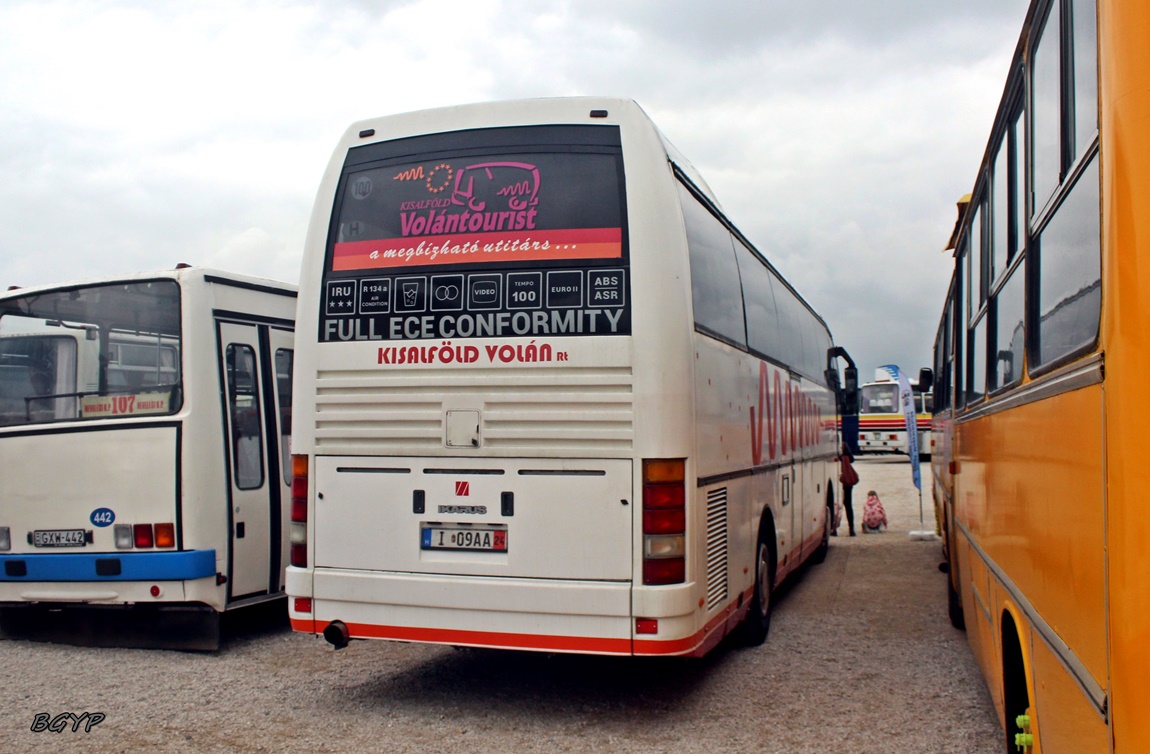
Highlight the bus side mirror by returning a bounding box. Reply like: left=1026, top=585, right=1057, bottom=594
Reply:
left=826, top=345, right=859, bottom=417
left=916, top=368, right=934, bottom=393
left=842, top=366, right=859, bottom=416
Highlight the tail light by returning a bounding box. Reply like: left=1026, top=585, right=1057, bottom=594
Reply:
left=133, top=524, right=154, bottom=549
left=0, top=527, right=9, bottom=551
left=114, top=525, right=133, bottom=549
left=290, top=454, right=309, bottom=568
left=114, top=523, right=176, bottom=549
left=642, top=459, right=686, bottom=585
left=154, top=523, right=176, bottom=548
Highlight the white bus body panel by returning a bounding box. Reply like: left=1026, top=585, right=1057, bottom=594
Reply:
left=0, top=426, right=201, bottom=605
left=314, top=457, right=632, bottom=579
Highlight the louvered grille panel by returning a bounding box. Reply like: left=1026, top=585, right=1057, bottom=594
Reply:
left=705, top=487, right=729, bottom=610
left=312, top=366, right=633, bottom=454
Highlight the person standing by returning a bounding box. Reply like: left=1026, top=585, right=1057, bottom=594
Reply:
left=839, top=443, right=859, bottom=536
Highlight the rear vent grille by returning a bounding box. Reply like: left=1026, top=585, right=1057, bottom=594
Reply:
left=313, top=366, right=633, bottom=454
left=705, top=487, right=729, bottom=610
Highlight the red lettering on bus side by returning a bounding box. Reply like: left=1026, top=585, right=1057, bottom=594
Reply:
left=800, top=395, right=809, bottom=448
left=803, top=396, right=813, bottom=448
left=751, top=363, right=782, bottom=466
left=781, top=379, right=790, bottom=457
left=791, top=386, right=799, bottom=451
left=751, top=363, right=767, bottom=465
left=791, top=388, right=801, bottom=451
left=769, top=373, right=777, bottom=460
left=799, top=396, right=808, bottom=448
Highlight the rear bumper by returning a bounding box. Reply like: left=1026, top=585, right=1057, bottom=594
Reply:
left=0, top=550, right=216, bottom=582
left=287, top=566, right=709, bottom=656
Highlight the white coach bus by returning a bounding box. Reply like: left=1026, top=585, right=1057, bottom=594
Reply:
left=288, top=98, right=852, bottom=657
left=0, top=267, right=296, bottom=648
left=857, top=370, right=933, bottom=456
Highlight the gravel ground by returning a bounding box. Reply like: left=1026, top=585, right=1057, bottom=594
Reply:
left=0, top=456, right=1001, bottom=753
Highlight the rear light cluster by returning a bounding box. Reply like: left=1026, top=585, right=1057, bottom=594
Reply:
left=0, top=526, right=10, bottom=551
left=290, top=454, right=309, bottom=568
left=114, top=523, right=175, bottom=549
left=642, top=459, right=686, bottom=585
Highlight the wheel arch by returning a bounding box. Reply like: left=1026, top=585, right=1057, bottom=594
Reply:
left=1001, top=604, right=1037, bottom=752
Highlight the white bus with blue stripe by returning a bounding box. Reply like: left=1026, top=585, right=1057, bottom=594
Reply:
left=0, top=267, right=296, bottom=648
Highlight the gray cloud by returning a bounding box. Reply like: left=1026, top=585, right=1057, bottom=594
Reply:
left=0, top=0, right=1030, bottom=383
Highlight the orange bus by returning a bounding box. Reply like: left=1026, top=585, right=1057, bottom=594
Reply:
left=931, top=0, right=1150, bottom=750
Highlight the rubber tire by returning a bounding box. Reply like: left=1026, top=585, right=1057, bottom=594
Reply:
left=811, top=503, right=832, bottom=564
left=738, top=535, right=774, bottom=646
left=947, top=568, right=966, bottom=630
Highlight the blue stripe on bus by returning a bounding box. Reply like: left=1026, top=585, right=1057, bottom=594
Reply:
left=0, top=550, right=216, bottom=582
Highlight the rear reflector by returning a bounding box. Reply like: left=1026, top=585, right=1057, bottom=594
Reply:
left=294, top=598, right=313, bottom=614
left=635, top=618, right=658, bottom=635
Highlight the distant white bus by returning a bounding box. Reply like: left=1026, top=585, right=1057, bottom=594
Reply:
left=288, top=98, right=852, bottom=657
left=857, top=370, right=932, bottom=456
left=0, top=267, right=296, bottom=647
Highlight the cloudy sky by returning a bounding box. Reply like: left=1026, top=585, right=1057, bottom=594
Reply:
left=0, top=0, right=1027, bottom=382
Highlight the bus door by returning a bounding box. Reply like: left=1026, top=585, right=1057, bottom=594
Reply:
left=218, top=321, right=293, bottom=600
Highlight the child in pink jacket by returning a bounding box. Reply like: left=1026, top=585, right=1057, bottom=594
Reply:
left=862, top=490, right=888, bottom=533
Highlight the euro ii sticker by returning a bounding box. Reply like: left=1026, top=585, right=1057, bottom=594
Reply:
left=90, top=508, right=115, bottom=527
